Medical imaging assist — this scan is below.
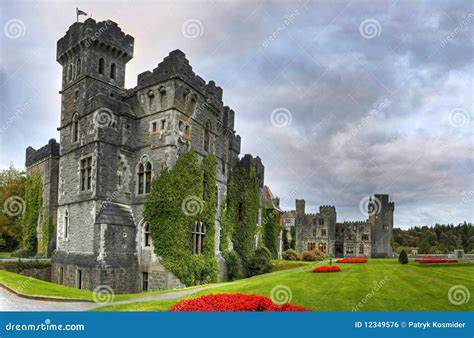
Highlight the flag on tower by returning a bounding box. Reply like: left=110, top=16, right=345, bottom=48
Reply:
left=76, top=8, right=88, bottom=22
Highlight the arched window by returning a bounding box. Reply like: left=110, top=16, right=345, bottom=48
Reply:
left=137, top=161, right=152, bottom=195
left=76, top=59, right=81, bottom=77
left=68, top=64, right=73, bottom=81
left=192, top=222, right=206, bottom=255
left=98, top=58, right=104, bottom=74
left=203, top=121, right=211, bottom=152
left=72, top=114, right=79, bottom=142
left=145, top=162, right=152, bottom=194
left=64, top=210, right=69, bottom=238
left=143, top=222, right=151, bottom=247
left=110, top=63, right=116, bottom=79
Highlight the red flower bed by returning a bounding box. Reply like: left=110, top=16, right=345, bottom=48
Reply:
left=415, top=259, right=458, bottom=263
left=170, top=293, right=311, bottom=312
left=313, top=265, right=341, bottom=273
left=336, top=258, right=368, bottom=263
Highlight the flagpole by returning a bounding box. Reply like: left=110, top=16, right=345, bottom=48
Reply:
left=76, top=8, right=79, bottom=23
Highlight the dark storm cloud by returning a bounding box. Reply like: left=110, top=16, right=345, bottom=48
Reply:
left=0, top=0, right=472, bottom=227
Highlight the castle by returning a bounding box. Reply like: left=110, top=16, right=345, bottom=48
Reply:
left=25, top=18, right=265, bottom=293
left=24, top=18, right=394, bottom=293
left=281, top=195, right=394, bottom=258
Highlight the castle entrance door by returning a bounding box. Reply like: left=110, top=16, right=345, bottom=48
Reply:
left=335, top=243, right=343, bottom=258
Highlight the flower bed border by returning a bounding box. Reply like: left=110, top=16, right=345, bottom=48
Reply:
left=313, top=266, right=341, bottom=273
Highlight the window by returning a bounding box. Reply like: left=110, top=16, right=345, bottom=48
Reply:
left=362, top=234, right=369, bottom=241
left=142, top=272, right=148, bottom=291
left=145, top=162, right=152, bottom=194
left=151, top=122, right=157, bottom=133
left=72, top=114, right=79, bottom=142
left=98, top=58, right=104, bottom=74
left=203, top=174, right=208, bottom=200
left=178, top=120, right=183, bottom=132
left=160, top=119, right=166, bottom=130
left=77, top=270, right=83, bottom=289
left=74, top=89, right=79, bottom=102
left=237, top=203, right=243, bottom=222
left=321, top=229, right=327, bottom=237
left=382, top=224, right=389, bottom=230
left=110, top=63, right=116, bottom=79
left=76, top=59, right=81, bottom=76
left=307, top=242, right=315, bottom=251
left=221, top=159, right=225, bottom=174
left=204, top=121, right=211, bottom=152
left=346, top=245, right=354, bottom=254
left=318, top=242, right=327, bottom=253
left=192, top=222, right=206, bottom=255
left=64, top=210, right=69, bottom=238
left=312, top=226, right=316, bottom=237
left=137, top=161, right=152, bottom=195
left=215, top=186, right=219, bottom=209
left=319, top=219, right=324, bottom=225
left=347, top=234, right=354, bottom=240
left=80, top=157, right=92, bottom=191
left=59, top=267, right=64, bottom=285
left=359, top=243, right=364, bottom=254
left=144, top=223, right=151, bottom=247
left=68, top=64, right=73, bottom=81
left=185, top=125, right=190, bottom=138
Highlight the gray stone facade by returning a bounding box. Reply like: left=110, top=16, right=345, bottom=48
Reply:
left=287, top=194, right=394, bottom=258
left=25, top=18, right=256, bottom=293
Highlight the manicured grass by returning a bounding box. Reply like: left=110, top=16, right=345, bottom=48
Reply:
left=0, top=269, right=206, bottom=302
left=271, top=260, right=313, bottom=271
left=0, top=252, right=12, bottom=258
left=94, top=259, right=474, bottom=312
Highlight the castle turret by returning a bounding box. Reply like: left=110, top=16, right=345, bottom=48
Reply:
left=369, top=194, right=394, bottom=257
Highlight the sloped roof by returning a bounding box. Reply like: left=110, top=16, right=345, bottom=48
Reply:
left=95, top=202, right=135, bottom=226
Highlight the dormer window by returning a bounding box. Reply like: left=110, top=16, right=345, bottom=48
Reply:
left=110, top=63, right=116, bottom=80
left=98, top=58, right=104, bottom=74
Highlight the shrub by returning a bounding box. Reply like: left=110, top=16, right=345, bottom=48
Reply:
left=171, top=293, right=311, bottom=312
left=313, top=265, right=341, bottom=273
left=302, top=250, right=317, bottom=261
left=282, top=249, right=300, bottom=261
left=246, top=247, right=273, bottom=277
left=11, top=248, right=35, bottom=258
left=223, top=251, right=243, bottom=281
left=313, top=249, right=326, bottom=261
left=398, top=249, right=408, bottom=264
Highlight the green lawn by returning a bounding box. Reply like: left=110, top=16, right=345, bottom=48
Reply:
left=93, top=259, right=474, bottom=312
left=0, top=269, right=207, bottom=302
left=0, top=252, right=12, bottom=258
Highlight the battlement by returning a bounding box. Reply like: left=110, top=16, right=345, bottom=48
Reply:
left=26, top=139, right=60, bottom=167
left=57, top=18, right=134, bottom=65
left=136, top=50, right=224, bottom=108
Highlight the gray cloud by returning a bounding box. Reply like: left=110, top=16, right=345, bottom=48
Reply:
left=0, top=0, right=472, bottom=228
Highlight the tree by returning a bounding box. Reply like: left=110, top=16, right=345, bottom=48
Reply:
left=282, top=229, right=290, bottom=251
left=0, top=165, right=26, bottom=251
left=398, top=249, right=408, bottom=264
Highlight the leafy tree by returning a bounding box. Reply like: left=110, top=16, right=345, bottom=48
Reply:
left=0, top=165, right=26, bottom=251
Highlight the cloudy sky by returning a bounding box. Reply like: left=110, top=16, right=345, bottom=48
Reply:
left=0, top=0, right=472, bottom=228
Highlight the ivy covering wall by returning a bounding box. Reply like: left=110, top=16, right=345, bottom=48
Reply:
left=223, top=165, right=261, bottom=275
left=144, top=150, right=217, bottom=286
left=262, top=207, right=280, bottom=259
left=38, top=209, right=51, bottom=257
left=22, top=172, right=42, bottom=254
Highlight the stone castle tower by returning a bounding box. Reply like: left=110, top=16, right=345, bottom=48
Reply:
left=291, top=194, right=394, bottom=258
left=43, top=18, right=244, bottom=293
